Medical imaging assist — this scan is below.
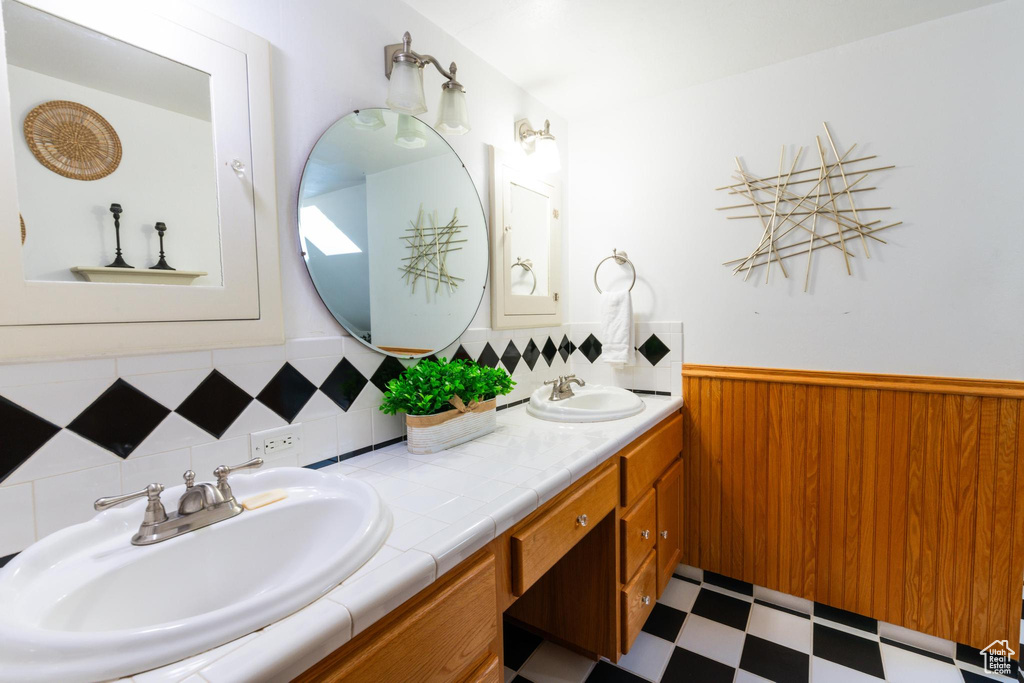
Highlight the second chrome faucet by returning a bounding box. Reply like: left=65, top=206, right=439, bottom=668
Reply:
left=94, top=457, right=264, bottom=546
left=544, top=374, right=585, bottom=401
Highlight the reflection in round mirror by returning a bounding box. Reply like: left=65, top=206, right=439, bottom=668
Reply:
left=298, top=109, right=488, bottom=358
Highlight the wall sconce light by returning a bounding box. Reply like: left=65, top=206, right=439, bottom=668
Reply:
left=385, top=31, right=470, bottom=135
left=516, top=118, right=560, bottom=173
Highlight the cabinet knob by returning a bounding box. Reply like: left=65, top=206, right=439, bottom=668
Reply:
left=576, top=514, right=588, bottom=527
left=660, top=530, right=668, bottom=539
left=641, top=595, right=651, bottom=606
left=640, top=529, right=650, bottom=539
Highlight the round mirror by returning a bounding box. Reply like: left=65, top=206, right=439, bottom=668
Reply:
left=298, top=108, right=488, bottom=357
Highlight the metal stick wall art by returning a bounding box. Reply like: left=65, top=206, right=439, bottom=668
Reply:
left=716, top=122, right=902, bottom=291
left=400, top=205, right=466, bottom=299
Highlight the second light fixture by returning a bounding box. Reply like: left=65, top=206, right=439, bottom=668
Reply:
left=385, top=31, right=470, bottom=135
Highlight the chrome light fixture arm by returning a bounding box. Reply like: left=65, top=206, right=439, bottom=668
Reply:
left=385, top=32, right=462, bottom=89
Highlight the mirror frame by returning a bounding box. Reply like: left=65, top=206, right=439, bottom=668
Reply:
left=296, top=108, right=490, bottom=359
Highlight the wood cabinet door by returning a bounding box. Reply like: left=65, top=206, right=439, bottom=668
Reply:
left=655, top=459, right=682, bottom=596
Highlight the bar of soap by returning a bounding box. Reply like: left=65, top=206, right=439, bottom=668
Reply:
left=241, top=489, right=287, bottom=510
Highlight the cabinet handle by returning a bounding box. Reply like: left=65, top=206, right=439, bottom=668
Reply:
left=660, top=530, right=668, bottom=539
left=641, top=595, right=651, bottom=606
left=576, top=514, right=588, bottom=527
left=640, top=529, right=650, bottom=539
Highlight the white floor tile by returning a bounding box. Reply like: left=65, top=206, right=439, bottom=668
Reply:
left=747, top=602, right=812, bottom=654
left=880, top=643, right=963, bottom=683
left=676, top=613, right=746, bottom=667
left=735, top=670, right=773, bottom=683
left=615, top=631, right=675, bottom=681
left=503, top=666, right=516, bottom=683
left=813, top=616, right=881, bottom=641
left=658, top=576, right=701, bottom=612
left=676, top=563, right=703, bottom=582
left=811, top=656, right=885, bottom=682
left=518, top=640, right=596, bottom=683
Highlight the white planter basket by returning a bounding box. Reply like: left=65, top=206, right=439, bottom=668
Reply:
left=405, top=399, right=497, bottom=454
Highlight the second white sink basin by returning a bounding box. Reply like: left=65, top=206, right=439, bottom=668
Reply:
left=527, top=383, right=645, bottom=422
left=0, top=467, right=391, bottom=683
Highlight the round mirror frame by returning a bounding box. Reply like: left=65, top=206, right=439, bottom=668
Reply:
left=296, top=108, right=489, bottom=359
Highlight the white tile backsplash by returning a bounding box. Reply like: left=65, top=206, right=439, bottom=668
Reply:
left=33, top=463, right=121, bottom=538
left=0, top=483, right=34, bottom=556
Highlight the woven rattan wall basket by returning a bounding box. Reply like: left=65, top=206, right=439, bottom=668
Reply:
left=23, top=100, right=122, bottom=181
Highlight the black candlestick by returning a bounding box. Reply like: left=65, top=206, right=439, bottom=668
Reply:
left=150, top=222, right=175, bottom=270
left=106, top=203, right=133, bottom=268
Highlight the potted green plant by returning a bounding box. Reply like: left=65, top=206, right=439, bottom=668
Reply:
left=380, top=357, right=515, bottom=454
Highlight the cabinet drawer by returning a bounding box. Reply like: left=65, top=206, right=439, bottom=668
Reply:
left=621, top=549, right=657, bottom=654
left=511, top=460, right=618, bottom=596
left=620, top=488, right=657, bottom=582
left=460, top=653, right=501, bottom=683
left=620, top=413, right=682, bottom=506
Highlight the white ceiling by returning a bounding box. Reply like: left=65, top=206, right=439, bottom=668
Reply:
left=402, top=0, right=1003, bottom=121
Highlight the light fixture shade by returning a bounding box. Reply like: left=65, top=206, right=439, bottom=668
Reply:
left=435, top=86, right=470, bottom=135
left=386, top=60, right=427, bottom=115
left=533, top=136, right=561, bottom=173
left=395, top=114, right=427, bottom=149
left=349, top=109, right=385, bottom=130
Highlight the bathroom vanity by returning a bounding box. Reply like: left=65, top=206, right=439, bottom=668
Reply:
left=298, top=405, right=683, bottom=682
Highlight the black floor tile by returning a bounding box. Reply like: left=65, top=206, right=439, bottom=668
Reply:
left=691, top=588, right=752, bottom=630
left=662, top=647, right=736, bottom=683
left=814, top=601, right=878, bottom=634
left=956, top=642, right=985, bottom=669
left=503, top=622, right=543, bottom=671
left=641, top=603, right=687, bottom=642
left=511, top=677, right=534, bottom=683
left=704, top=571, right=754, bottom=596
left=584, top=661, right=647, bottom=683
left=880, top=637, right=954, bottom=664
left=813, top=623, right=884, bottom=679
left=753, top=598, right=811, bottom=619
left=740, top=634, right=810, bottom=683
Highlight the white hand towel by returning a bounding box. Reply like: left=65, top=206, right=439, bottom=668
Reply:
left=600, top=289, right=634, bottom=366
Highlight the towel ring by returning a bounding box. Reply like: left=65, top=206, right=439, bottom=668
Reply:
left=594, top=249, right=636, bottom=293
left=511, top=257, right=537, bottom=295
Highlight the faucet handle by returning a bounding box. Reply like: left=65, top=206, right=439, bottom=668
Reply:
left=214, top=457, right=264, bottom=495
left=95, top=483, right=165, bottom=511
left=183, top=470, right=195, bottom=488
left=544, top=378, right=559, bottom=386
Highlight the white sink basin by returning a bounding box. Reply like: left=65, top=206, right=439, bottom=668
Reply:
left=0, top=467, right=391, bottom=682
left=526, top=383, right=645, bottom=422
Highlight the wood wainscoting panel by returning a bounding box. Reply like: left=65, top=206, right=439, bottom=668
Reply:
left=681, top=365, right=1024, bottom=651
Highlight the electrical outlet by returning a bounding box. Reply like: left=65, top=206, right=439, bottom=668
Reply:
left=251, top=424, right=303, bottom=462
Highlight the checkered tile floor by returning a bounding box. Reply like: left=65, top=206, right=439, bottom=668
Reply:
left=503, top=568, right=1021, bottom=683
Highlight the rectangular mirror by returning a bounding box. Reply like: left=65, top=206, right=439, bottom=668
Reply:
left=4, top=0, right=222, bottom=286
left=489, top=146, right=562, bottom=328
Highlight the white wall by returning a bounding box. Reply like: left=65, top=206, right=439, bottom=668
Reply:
left=190, top=0, right=569, bottom=342
left=568, top=1, right=1024, bottom=380
left=9, top=66, right=221, bottom=284
left=365, top=154, right=488, bottom=350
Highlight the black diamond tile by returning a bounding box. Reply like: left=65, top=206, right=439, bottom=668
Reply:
left=370, top=356, right=407, bottom=393
left=256, top=362, right=316, bottom=423
left=521, top=339, right=541, bottom=370
left=578, top=333, right=603, bottom=363
left=637, top=333, right=671, bottom=366
left=421, top=354, right=439, bottom=364
left=662, top=647, right=735, bottom=683
left=541, top=337, right=557, bottom=366
left=176, top=370, right=253, bottom=439
left=813, top=623, right=884, bottom=679
left=557, top=334, right=574, bottom=362
left=452, top=345, right=473, bottom=362
left=320, top=358, right=368, bottom=412
left=814, top=601, right=877, bottom=634
left=67, top=379, right=170, bottom=458
left=642, top=603, right=686, bottom=642
left=503, top=621, right=542, bottom=671
left=0, top=553, right=15, bottom=568
left=0, top=395, right=59, bottom=483
left=501, top=341, right=521, bottom=374
left=584, top=660, right=647, bottom=683
left=690, top=588, right=751, bottom=630
left=740, top=634, right=809, bottom=683
left=704, top=571, right=753, bottom=596
left=956, top=642, right=985, bottom=668
left=477, top=342, right=499, bottom=368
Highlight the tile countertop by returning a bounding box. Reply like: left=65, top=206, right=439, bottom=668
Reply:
left=125, top=396, right=683, bottom=683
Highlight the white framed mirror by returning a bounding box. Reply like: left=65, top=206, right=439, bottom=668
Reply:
left=0, top=0, right=282, bottom=360
left=298, top=108, right=488, bottom=358
left=489, top=145, right=562, bottom=329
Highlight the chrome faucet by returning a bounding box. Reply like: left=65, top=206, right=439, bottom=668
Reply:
left=94, top=457, right=264, bottom=546
left=544, top=374, right=586, bottom=401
